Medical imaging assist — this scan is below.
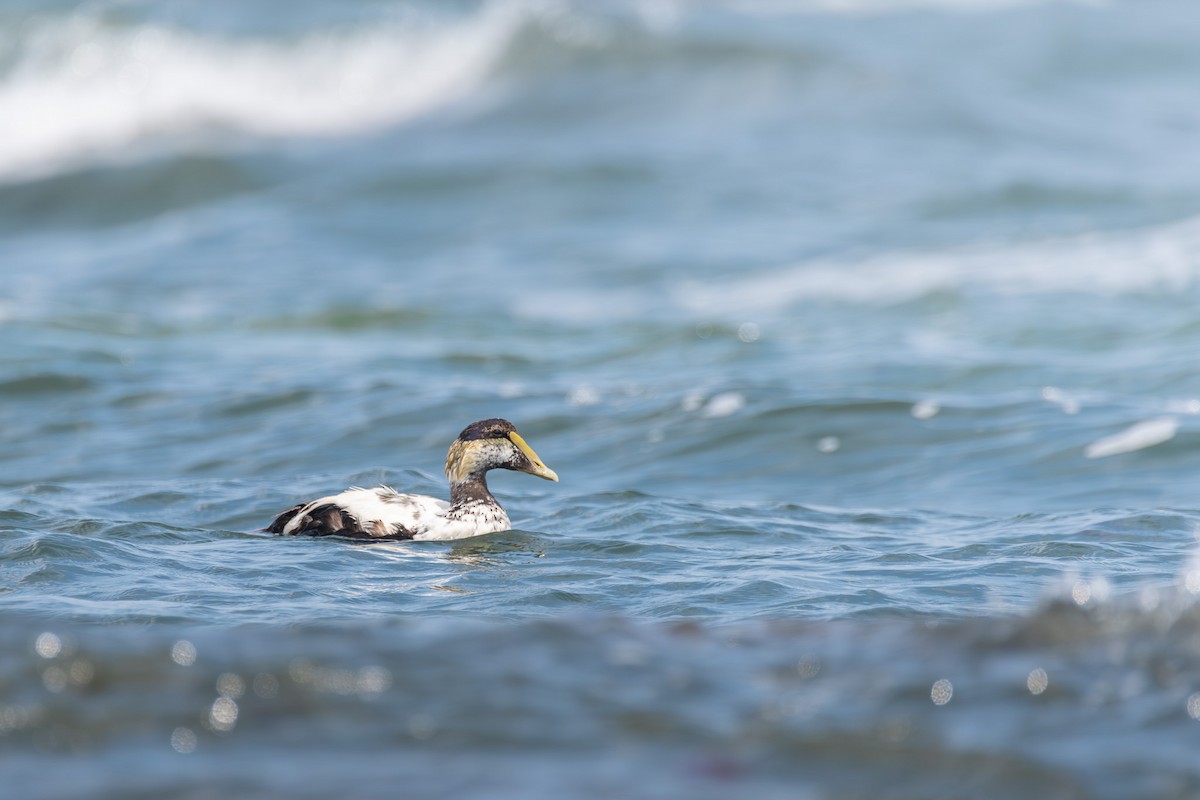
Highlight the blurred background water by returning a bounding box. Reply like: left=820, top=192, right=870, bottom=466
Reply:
left=5, top=0, right=1200, bottom=796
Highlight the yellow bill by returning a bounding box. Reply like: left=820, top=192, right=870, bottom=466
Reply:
left=508, top=431, right=559, bottom=482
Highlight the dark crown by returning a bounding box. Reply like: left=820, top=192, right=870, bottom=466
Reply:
left=456, top=418, right=516, bottom=442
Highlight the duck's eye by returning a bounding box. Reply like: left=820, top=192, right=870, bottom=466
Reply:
left=488, top=428, right=504, bottom=438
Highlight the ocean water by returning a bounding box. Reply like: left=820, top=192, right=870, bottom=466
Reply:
left=5, top=0, right=1200, bottom=796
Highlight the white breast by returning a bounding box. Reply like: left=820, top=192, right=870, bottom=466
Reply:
left=416, top=499, right=511, bottom=541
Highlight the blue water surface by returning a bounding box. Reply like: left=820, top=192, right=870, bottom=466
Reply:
left=4, top=1, right=1200, bottom=797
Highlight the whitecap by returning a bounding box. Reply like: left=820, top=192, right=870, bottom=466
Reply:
left=671, top=216, right=1200, bottom=310
left=1084, top=417, right=1180, bottom=460
left=700, top=392, right=746, bottom=418
left=0, top=6, right=523, bottom=181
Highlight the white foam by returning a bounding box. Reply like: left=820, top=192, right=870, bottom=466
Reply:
left=1084, top=417, right=1179, bottom=460
left=1042, top=387, right=1081, bottom=415
left=0, top=7, right=523, bottom=181
left=911, top=399, right=940, bottom=420
left=673, top=216, right=1200, bottom=312
left=730, top=0, right=1103, bottom=15
left=700, top=392, right=746, bottom=418
left=816, top=435, right=840, bottom=453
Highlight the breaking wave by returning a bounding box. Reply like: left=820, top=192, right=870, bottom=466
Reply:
left=672, top=214, right=1200, bottom=312
left=0, top=6, right=525, bottom=181
left=0, top=0, right=1108, bottom=183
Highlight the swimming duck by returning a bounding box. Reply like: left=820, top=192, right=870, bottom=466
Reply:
left=267, top=419, right=558, bottom=541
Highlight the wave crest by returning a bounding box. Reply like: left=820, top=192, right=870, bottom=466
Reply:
left=0, top=6, right=524, bottom=181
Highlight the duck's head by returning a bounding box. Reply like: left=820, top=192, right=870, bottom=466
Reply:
left=445, top=418, right=559, bottom=485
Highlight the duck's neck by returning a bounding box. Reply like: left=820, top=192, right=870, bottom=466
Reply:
left=449, top=474, right=498, bottom=509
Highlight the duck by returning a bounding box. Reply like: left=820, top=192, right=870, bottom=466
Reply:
left=266, top=418, right=558, bottom=541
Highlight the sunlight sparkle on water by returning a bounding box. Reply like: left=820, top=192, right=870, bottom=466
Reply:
left=357, top=666, right=392, bottom=695
left=911, top=399, right=940, bottom=420
left=69, top=660, right=94, bottom=687
left=1186, top=570, right=1200, bottom=595
left=171, top=727, right=197, bottom=753
left=816, top=436, right=840, bottom=453
left=930, top=679, right=953, bottom=706
left=0, top=705, right=37, bottom=733
left=1027, top=668, right=1048, bottom=695
left=217, top=673, right=246, bottom=699
left=171, top=640, right=197, bottom=666
left=42, top=666, right=67, bottom=693
left=35, top=632, right=62, bottom=659
left=796, top=657, right=821, bottom=679
left=1071, top=581, right=1092, bottom=606
left=209, top=697, right=239, bottom=732
left=701, top=392, right=745, bottom=419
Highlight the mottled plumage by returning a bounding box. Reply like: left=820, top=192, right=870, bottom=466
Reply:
left=267, top=419, right=558, bottom=541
